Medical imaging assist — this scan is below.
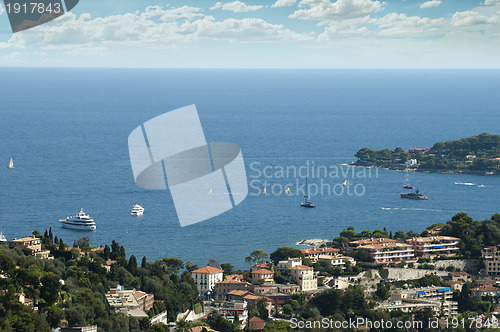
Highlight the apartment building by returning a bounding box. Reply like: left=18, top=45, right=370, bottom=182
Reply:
left=359, top=242, right=414, bottom=264
left=348, top=238, right=396, bottom=251
left=300, top=247, right=339, bottom=262
left=483, top=245, right=500, bottom=276
left=406, top=236, right=460, bottom=257
left=191, top=266, right=224, bottom=298
left=289, top=265, right=317, bottom=291
left=213, top=279, right=250, bottom=300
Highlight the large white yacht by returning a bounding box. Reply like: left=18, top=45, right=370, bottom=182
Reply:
left=131, top=204, right=144, bottom=216
left=60, top=208, right=96, bottom=231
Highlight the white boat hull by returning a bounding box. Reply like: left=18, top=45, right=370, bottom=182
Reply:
left=131, top=211, right=143, bottom=216
left=61, top=221, right=96, bottom=231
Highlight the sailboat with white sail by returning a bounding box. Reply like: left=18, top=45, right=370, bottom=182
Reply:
left=7, top=158, right=14, bottom=169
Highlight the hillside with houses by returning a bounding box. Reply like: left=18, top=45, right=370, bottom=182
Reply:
left=1, top=212, right=500, bottom=331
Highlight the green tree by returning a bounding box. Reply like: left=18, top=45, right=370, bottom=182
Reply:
left=270, top=247, right=304, bottom=264
left=104, top=245, right=110, bottom=260
left=257, top=297, right=269, bottom=320
left=40, top=272, right=61, bottom=306
left=73, top=237, right=91, bottom=251
left=220, top=263, right=234, bottom=275
left=127, top=255, right=138, bottom=275
left=245, top=250, right=269, bottom=266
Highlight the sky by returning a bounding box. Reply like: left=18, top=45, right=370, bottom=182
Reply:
left=0, top=0, right=499, bottom=68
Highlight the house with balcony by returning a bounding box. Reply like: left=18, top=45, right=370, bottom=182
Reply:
left=348, top=238, right=396, bottom=251
left=277, top=258, right=302, bottom=272
left=213, top=279, right=251, bottom=300
left=471, top=285, right=500, bottom=304
left=317, top=254, right=356, bottom=268
left=483, top=245, right=500, bottom=276
left=105, top=287, right=149, bottom=318
left=289, top=265, right=317, bottom=291
left=250, top=283, right=300, bottom=306
left=11, top=235, right=51, bottom=259
left=251, top=262, right=272, bottom=272
left=382, top=286, right=458, bottom=316
left=300, top=247, right=339, bottom=262
left=251, top=269, right=274, bottom=283
left=226, top=290, right=272, bottom=315
left=191, top=266, right=224, bottom=298
left=133, top=290, right=154, bottom=311
left=219, top=300, right=248, bottom=324
left=358, top=242, right=414, bottom=264
left=406, top=236, right=460, bottom=257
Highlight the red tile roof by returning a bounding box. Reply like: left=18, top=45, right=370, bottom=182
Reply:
left=289, top=265, right=313, bottom=270
left=227, top=290, right=249, bottom=296
left=225, top=274, right=244, bottom=281
left=191, top=266, right=224, bottom=274
left=349, top=238, right=396, bottom=246
left=301, top=247, right=339, bottom=255
left=471, top=285, right=500, bottom=292
left=252, top=269, right=274, bottom=275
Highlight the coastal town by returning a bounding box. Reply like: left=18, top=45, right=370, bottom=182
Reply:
left=2, top=212, right=500, bottom=331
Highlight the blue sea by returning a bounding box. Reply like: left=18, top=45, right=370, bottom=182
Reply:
left=1, top=69, right=499, bottom=269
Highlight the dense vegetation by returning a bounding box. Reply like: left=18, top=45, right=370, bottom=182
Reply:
left=330, top=212, right=500, bottom=260
left=2, top=211, right=500, bottom=331
left=0, top=232, right=200, bottom=332
left=355, top=133, right=500, bottom=172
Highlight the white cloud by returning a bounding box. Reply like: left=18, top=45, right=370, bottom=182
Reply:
left=5, top=7, right=311, bottom=51
left=140, top=5, right=204, bottom=21
left=451, top=10, right=497, bottom=26
left=210, top=1, right=263, bottom=13
left=317, top=16, right=372, bottom=40
left=272, top=0, right=297, bottom=7
left=290, top=0, right=384, bottom=21
left=420, top=1, right=442, bottom=9
left=0, top=4, right=5, bottom=15
left=376, top=13, right=444, bottom=36
left=484, top=0, right=500, bottom=5
left=317, top=13, right=444, bottom=40
left=195, top=17, right=312, bottom=42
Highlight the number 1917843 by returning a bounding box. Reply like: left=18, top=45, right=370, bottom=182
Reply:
left=5, top=2, right=62, bottom=14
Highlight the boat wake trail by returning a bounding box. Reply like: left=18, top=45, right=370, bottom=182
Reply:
left=455, top=182, right=488, bottom=187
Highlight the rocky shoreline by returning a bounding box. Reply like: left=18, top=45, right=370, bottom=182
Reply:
left=351, top=160, right=498, bottom=176
left=296, top=239, right=329, bottom=246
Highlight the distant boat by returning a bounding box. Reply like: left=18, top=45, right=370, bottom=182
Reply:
left=263, top=188, right=267, bottom=195
left=208, top=188, right=213, bottom=195
left=131, top=204, right=144, bottom=216
left=455, top=181, right=474, bottom=186
left=0, top=232, right=7, bottom=242
left=342, top=180, right=347, bottom=186
left=401, top=189, right=428, bottom=200
left=286, top=187, right=291, bottom=194
left=300, top=166, right=316, bottom=208
left=7, top=158, right=14, bottom=169
left=403, top=184, right=414, bottom=189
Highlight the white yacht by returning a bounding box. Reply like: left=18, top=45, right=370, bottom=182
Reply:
left=0, top=232, right=7, bottom=242
left=131, top=204, right=144, bottom=216
left=60, top=208, right=96, bottom=231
